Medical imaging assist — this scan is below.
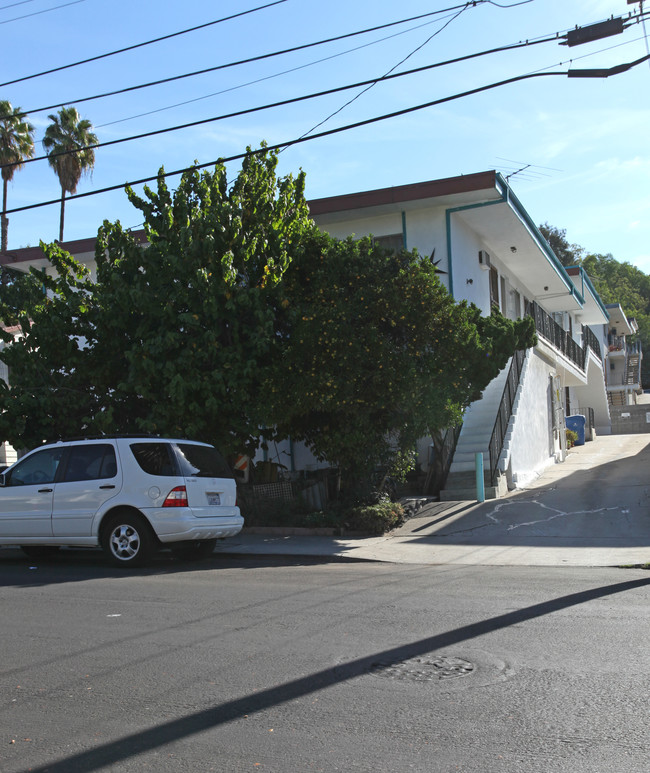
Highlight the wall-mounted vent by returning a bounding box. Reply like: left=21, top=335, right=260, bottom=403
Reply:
left=478, top=250, right=491, bottom=270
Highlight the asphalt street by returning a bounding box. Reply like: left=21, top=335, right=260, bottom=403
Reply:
left=1, top=554, right=649, bottom=772
left=2, top=433, right=650, bottom=772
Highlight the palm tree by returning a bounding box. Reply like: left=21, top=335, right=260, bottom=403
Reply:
left=43, top=107, right=98, bottom=242
left=0, top=100, right=35, bottom=253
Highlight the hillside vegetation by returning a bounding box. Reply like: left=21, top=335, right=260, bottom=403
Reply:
left=540, top=224, right=649, bottom=386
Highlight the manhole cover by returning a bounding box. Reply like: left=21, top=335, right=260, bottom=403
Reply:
left=370, top=655, right=475, bottom=682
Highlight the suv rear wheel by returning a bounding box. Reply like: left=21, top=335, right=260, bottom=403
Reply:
left=102, top=512, right=156, bottom=567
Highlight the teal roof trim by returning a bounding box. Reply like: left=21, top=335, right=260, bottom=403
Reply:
left=494, top=174, right=585, bottom=307
left=566, top=264, right=610, bottom=321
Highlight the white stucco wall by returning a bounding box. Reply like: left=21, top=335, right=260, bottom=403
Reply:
left=447, top=214, right=490, bottom=312
left=320, top=213, right=403, bottom=244
left=507, top=349, right=559, bottom=488
left=403, top=208, right=447, bottom=276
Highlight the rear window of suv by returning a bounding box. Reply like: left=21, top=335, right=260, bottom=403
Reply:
left=130, top=443, right=179, bottom=477
left=175, top=443, right=233, bottom=479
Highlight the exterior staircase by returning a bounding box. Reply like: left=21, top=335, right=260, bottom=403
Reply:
left=625, top=353, right=641, bottom=386
left=608, top=390, right=626, bottom=406
left=440, top=363, right=511, bottom=501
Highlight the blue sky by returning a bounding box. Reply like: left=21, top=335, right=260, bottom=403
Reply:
left=2, top=0, right=649, bottom=271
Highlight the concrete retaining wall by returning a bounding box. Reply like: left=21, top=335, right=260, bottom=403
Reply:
left=610, top=404, right=650, bottom=434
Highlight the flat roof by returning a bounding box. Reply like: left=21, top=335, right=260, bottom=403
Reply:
left=308, top=171, right=498, bottom=216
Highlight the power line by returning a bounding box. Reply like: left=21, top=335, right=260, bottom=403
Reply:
left=2, top=70, right=573, bottom=216
left=1, top=2, right=489, bottom=120
left=0, top=1, right=288, bottom=86
left=0, top=0, right=88, bottom=25
left=8, top=50, right=648, bottom=218
left=2, top=36, right=555, bottom=171
left=0, top=0, right=35, bottom=10
left=97, top=16, right=454, bottom=129
left=99, top=10, right=646, bottom=130
left=290, top=5, right=471, bottom=147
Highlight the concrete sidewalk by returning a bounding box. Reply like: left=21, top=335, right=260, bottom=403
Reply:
left=216, top=434, right=650, bottom=567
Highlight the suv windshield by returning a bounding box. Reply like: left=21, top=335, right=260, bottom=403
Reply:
left=175, top=443, right=233, bottom=479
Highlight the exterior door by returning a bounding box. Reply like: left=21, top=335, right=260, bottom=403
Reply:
left=0, top=447, right=65, bottom=538
left=52, top=443, right=122, bottom=537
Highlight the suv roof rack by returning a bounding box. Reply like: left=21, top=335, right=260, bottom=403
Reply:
left=44, top=433, right=161, bottom=443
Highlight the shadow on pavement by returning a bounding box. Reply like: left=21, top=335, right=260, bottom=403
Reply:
left=16, top=574, right=650, bottom=773
left=404, top=437, right=650, bottom=548
left=0, top=548, right=351, bottom=588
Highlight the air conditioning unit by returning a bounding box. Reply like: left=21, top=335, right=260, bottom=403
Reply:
left=478, top=250, right=491, bottom=270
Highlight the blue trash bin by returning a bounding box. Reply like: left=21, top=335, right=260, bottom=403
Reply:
left=566, top=415, right=585, bottom=446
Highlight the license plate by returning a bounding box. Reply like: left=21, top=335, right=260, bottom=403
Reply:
left=206, top=492, right=221, bottom=506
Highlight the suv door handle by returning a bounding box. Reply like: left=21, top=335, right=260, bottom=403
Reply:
left=99, top=484, right=116, bottom=490
left=38, top=488, right=53, bottom=493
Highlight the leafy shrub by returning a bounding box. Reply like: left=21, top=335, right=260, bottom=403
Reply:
left=238, top=486, right=404, bottom=534
left=566, top=429, right=579, bottom=449
left=344, top=499, right=405, bottom=534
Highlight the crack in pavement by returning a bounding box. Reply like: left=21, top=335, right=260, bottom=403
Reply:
left=484, top=499, right=620, bottom=532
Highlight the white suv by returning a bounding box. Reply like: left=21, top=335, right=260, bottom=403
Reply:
left=0, top=436, right=243, bottom=567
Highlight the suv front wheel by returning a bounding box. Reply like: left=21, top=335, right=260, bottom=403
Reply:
left=102, top=511, right=156, bottom=567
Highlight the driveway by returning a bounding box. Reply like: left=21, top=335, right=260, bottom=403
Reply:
left=217, top=433, right=650, bottom=567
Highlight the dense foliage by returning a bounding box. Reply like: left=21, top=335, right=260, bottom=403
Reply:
left=268, top=230, right=535, bottom=487
left=0, top=150, right=311, bottom=453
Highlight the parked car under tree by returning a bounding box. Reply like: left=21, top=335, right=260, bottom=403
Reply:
left=0, top=436, right=243, bottom=567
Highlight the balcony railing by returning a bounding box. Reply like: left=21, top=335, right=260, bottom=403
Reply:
left=525, top=301, right=586, bottom=372
left=582, top=325, right=602, bottom=360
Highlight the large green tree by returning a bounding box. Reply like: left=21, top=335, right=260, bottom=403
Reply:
left=86, top=151, right=311, bottom=455
left=0, top=244, right=96, bottom=446
left=267, top=231, right=535, bottom=488
left=0, top=148, right=311, bottom=454
left=539, top=223, right=584, bottom=268
left=0, top=100, right=35, bottom=253
left=43, top=107, right=97, bottom=242
left=581, top=251, right=650, bottom=384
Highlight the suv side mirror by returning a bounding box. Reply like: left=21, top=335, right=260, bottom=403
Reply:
left=0, top=472, right=6, bottom=487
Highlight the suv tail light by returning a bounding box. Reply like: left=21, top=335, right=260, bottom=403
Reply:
left=163, top=486, right=188, bottom=507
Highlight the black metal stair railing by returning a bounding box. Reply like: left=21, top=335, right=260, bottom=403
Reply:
left=487, top=348, right=526, bottom=486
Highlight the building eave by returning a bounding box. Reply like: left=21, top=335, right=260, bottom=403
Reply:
left=565, top=265, right=610, bottom=325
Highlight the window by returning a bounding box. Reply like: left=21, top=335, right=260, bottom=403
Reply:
left=489, top=267, right=499, bottom=309
left=500, top=276, right=507, bottom=315
left=176, top=443, right=233, bottom=479
left=4, top=447, right=64, bottom=486
left=62, top=444, right=117, bottom=482
left=130, top=443, right=178, bottom=477
left=372, top=234, right=404, bottom=253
